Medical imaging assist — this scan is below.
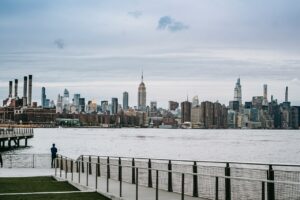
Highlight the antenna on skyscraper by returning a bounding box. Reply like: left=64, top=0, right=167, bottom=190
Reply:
left=141, top=68, right=144, bottom=82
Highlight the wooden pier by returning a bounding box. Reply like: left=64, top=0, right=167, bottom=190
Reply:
left=0, top=128, right=34, bottom=150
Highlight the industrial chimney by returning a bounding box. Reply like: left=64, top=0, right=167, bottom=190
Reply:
left=23, top=76, right=28, bottom=106
left=28, top=75, right=33, bottom=106
left=9, top=81, right=12, bottom=98
left=14, top=79, right=18, bottom=98
left=285, top=86, right=288, bottom=102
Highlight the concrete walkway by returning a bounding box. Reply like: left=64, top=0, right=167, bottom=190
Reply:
left=0, top=168, right=53, bottom=177
left=57, top=171, right=205, bottom=200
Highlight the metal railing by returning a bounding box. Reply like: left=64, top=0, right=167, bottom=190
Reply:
left=0, top=154, right=52, bottom=169
left=55, top=155, right=300, bottom=200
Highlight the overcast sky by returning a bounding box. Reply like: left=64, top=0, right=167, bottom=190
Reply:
left=0, top=0, right=300, bottom=107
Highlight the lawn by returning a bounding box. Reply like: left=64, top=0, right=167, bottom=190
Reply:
left=0, top=192, right=110, bottom=200
left=0, top=176, right=110, bottom=200
left=0, top=176, right=77, bottom=193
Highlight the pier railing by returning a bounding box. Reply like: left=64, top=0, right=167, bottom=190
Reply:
left=54, top=155, right=300, bottom=200
left=0, top=128, right=34, bottom=139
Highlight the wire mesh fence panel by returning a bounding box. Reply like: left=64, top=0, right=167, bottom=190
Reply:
left=197, top=165, right=225, bottom=177
left=172, top=164, right=193, bottom=195
left=196, top=174, right=216, bottom=199
left=34, top=154, right=52, bottom=168
left=109, top=158, right=119, bottom=181
left=135, top=160, right=149, bottom=187
left=275, top=182, right=300, bottom=200
left=275, top=170, right=300, bottom=182
left=231, top=167, right=267, bottom=179
left=231, top=179, right=262, bottom=200
left=1, top=154, right=53, bottom=168
left=151, top=162, right=169, bottom=190
left=121, top=160, right=132, bottom=183
left=100, top=158, right=108, bottom=177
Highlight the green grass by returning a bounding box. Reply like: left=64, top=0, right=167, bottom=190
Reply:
left=0, top=192, right=110, bottom=200
left=0, top=176, right=78, bottom=193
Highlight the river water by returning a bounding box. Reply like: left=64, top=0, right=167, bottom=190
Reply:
left=10, top=128, right=300, bottom=164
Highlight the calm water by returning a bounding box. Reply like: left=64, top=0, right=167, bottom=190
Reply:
left=11, top=128, right=300, bottom=164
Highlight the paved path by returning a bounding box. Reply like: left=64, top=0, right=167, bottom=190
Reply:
left=0, top=168, right=53, bottom=177
left=56, top=171, right=204, bottom=200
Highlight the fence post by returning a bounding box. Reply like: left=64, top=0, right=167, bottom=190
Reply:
left=181, top=173, right=185, bottom=200
left=76, top=161, right=79, bottom=173
left=32, top=154, right=35, bottom=168
left=81, top=155, right=84, bottom=173
left=79, top=161, right=81, bottom=183
left=262, top=181, right=265, bottom=200
left=168, top=160, right=173, bottom=192
left=225, top=163, right=231, bottom=200
left=86, top=162, right=89, bottom=186
left=193, top=161, right=198, bottom=197
left=107, top=157, right=110, bottom=179
left=267, top=165, right=275, bottom=200
left=65, top=158, right=68, bottom=179
left=136, top=168, right=139, bottom=200
left=71, top=160, right=73, bottom=181
left=119, top=157, right=122, bottom=197
left=97, top=156, right=101, bottom=177
left=55, top=158, right=57, bottom=176
left=215, top=177, right=219, bottom=200
left=148, top=159, right=153, bottom=188
left=89, top=156, right=92, bottom=175
left=60, top=156, right=62, bottom=177
left=95, top=163, right=98, bottom=190
left=132, top=158, right=136, bottom=184
left=156, top=170, right=159, bottom=200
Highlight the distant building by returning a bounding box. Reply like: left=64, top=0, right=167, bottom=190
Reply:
left=262, top=84, right=268, bottom=106
left=79, top=98, right=85, bottom=113
left=169, top=101, right=179, bottom=111
left=56, top=94, right=63, bottom=113
left=41, top=87, right=46, bottom=107
left=123, top=91, right=129, bottom=110
left=73, top=94, right=80, bottom=111
left=234, top=78, right=242, bottom=107
left=192, top=96, right=199, bottom=108
left=138, top=72, right=146, bottom=111
left=101, top=101, right=109, bottom=113
left=111, top=98, right=118, bottom=114
left=150, top=101, right=157, bottom=112
left=252, top=96, right=264, bottom=110
left=181, top=101, right=191, bottom=123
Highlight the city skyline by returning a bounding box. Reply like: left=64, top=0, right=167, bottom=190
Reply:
left=0, top=0, right=300, bottom=107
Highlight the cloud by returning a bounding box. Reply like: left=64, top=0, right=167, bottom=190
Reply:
left=157, top=16, right=188, bottom=32
left=54, top=39, right=65, bottom=49
left=128, top=10, right=142, bottom=18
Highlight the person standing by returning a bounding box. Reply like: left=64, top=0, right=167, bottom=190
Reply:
left=51, top=143, right=57, bottom=168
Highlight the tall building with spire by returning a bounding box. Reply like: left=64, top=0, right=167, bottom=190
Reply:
left=138, top=72, right=146, bottom=111
left=234, top=78, right=242, bottom=107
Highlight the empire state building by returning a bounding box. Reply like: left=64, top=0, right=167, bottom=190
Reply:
left=138, top=72, right=146, bottom=111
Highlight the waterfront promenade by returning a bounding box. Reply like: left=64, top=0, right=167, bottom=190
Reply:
left=0, top=128, right=33, bottom=150
left=2, top=153, right=300, bottom=199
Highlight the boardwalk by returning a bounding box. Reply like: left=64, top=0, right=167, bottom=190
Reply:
left=0, top=128, right=33, bottom=149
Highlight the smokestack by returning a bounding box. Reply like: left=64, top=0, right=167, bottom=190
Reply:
left=23, top=76, right=28, bottom=106
left=14, top=79, right=18, bottom=98
left=9, top=81, right=12, bottom=98
left=28, top=75, right=32, bottom=106
left=285, top=86, right=288, bottom=102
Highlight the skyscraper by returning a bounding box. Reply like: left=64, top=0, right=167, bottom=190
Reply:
left=138, top=72, right=146, bottom=111
left=192, top=96, right=199, bottom=107
left=181, top=101, right=192, bottom=123
left=234, top=78, right=242, bottom=104
left=28, top=75, right=33, bottom=107
left=111, top=98, right=118, bottom=114
left=263, top=84, right=268, bottom=106
left=123, top=91, right=129, bottom=110
left=41, top=87, right=46, bottom=107
left=73, top=94, right=80, bottom=111
left=79, top=98, right=85, bottom=113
